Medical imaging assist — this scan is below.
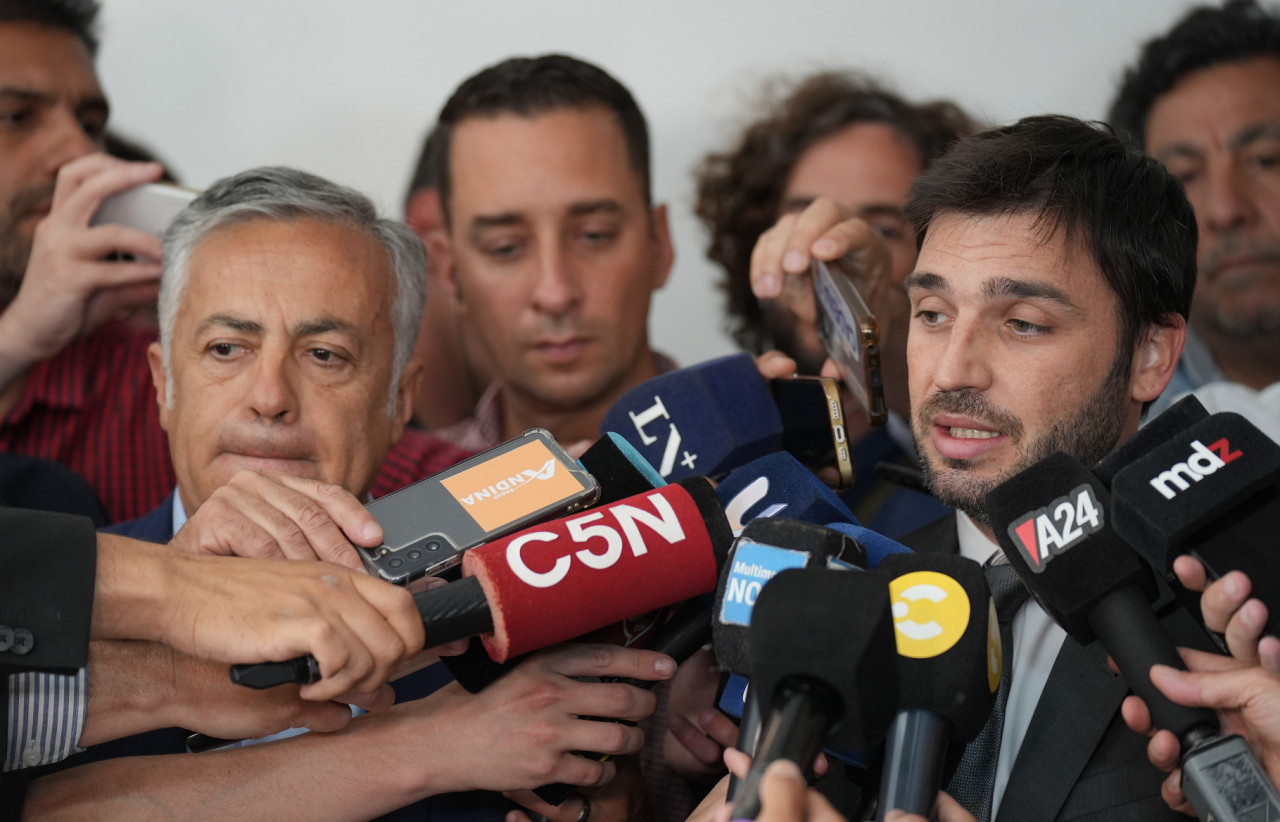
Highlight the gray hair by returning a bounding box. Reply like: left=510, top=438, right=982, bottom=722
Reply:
left=158, top=166, right=426, bottom=416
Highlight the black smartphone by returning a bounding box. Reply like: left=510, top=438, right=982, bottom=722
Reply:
left=771, top=376, right=855, bottom=488
left=359, top=428, right=600, bottom=585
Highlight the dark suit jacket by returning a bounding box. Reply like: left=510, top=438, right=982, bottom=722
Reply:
left=102, top=493, right=175, bottom=543
left=902, top=515, right=1216, bottom=822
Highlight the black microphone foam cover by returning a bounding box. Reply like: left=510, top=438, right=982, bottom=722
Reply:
left=578, top=432, right=665, bottom=506
left=985, top=452, right=1157, bottom=645
left=1110, top=412, right=1280, bottom=569
left=749, top=567, right=898, bottom=751
left=713, top=518, right=866, bottom=674
left=1094, top=395, right=1208, bottom=488
left=679, top=475, right=734, bottom=572
left=877, top=553, right=996, bottom=743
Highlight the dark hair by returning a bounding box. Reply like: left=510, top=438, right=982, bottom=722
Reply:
left=0, top=0, right=99, bottom=55
left=430, top=54, right=651, bottom=223
left=905, top=115, right=1197, bottom=357
left=1109, top=0, right=1280, bottom=149
left=402, top=124, right=442, bottom=213
left=694, top=71, right=976, bottom=354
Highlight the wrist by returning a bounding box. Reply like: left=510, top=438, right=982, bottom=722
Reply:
left=92, top=535, right=181, bottom=643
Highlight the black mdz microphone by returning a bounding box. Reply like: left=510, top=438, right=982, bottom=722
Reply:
left=1110, top=411, right=1280, bottom=641
left=987, top=451, right=1280, bottom=822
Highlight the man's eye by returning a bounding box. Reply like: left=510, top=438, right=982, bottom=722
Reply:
left=211, top=343, right=236, bottom=357
left=1009, top=319, right=1046, bottom=335
left=914, top=310, right=942, bottom=325
left=871, top=224, right=903, bottom=243
left=309, top=348, right=336, bottom=363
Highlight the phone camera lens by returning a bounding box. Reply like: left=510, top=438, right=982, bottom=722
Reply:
left=425, top=540, right=442, bottom=552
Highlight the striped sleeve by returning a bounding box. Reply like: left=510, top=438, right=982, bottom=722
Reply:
left=3, top=669, right=87, bottom=771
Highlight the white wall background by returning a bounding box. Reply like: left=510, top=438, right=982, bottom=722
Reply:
left=95, top=0, right=1199, bottom=365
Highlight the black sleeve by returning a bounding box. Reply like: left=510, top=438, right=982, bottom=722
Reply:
left=0, top=508, right=97, bottom=674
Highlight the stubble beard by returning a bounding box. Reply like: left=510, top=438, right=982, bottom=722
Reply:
left=913, top=355, right=1131, bottom=525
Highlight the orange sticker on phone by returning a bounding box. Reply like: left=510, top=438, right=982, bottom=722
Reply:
left=440, top=440, right=587, bottom=532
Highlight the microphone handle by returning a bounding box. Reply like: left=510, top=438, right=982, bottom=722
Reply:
left=1181, top=733, right=1280, bottom=822
left=1087, top=585, right=1218, bottom=746
left=727, top=685, right=763, bottom=802
left=875, top=709, right=949, bottom=820
left=229, top=576, right=493, bottom=689
left=533, top=599, right=713, bottom=807
left=733, top=678, right=839, bottom=820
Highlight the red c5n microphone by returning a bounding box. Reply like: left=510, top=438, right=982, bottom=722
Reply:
left=231, top=477, right=731, bottom=687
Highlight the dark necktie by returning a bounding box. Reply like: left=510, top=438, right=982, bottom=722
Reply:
left=945, top=561, right=1030, bottom=822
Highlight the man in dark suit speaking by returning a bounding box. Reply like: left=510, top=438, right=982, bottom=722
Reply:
left=750, top=115, right=1210, bottom=821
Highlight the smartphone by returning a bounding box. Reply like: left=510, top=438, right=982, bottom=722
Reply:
left=812, top=259, right=887, bottom=425
left=90, top=182, right=198, bottom=238
left=771, top=376, right=855, bottom=488
left=359, top=428, right=600, bottom=585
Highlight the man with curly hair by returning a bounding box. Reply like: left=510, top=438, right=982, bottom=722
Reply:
left=694, top=72, right=974, bottom=533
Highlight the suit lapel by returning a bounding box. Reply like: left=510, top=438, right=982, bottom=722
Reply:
left=994, top=636, right=1127, bottom=822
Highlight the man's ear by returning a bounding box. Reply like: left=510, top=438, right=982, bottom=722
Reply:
left=405, top=188, right=443, bottom=240
left=390, top=359, right=424, bottom=444
left=1130, top=314, right=1187, bottom=404
left=648, top=203, right=675, bottom=291
left=147, top=342, right=171, bottom=432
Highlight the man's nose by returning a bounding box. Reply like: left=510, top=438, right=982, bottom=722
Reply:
left=245, top=353, right=299, bottom=423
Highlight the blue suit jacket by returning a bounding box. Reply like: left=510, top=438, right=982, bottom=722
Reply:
left=103, top=493, right=175, bottom=543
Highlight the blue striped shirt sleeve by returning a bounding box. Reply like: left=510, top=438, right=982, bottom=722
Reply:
left=4, top=669, right=87, bottom=771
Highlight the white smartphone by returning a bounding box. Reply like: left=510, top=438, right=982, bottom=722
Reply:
left=91, top=182, right=198, bottom=238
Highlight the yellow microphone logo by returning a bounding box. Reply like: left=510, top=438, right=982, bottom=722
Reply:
left=889, top=571, right=970, bottom=659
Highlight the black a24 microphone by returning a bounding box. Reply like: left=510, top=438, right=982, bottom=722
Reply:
left=987, top=451, right=1280, bottom=822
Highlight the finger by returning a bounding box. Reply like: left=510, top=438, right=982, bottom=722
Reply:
left=1147, top=728, right=1183, bottom=773
left=334, top=683, right=396, bottom=713
left=48, top=153, right=125, bottom=209
left=1161, top=768, right=1192, bottom=815
left=755, top=349, right=798, bottom=380
left=548, top=752, right=615, bottom=788
left=724, top=747, right=752, bottom=780
left=349, top=572, right=426, bottom=659
left=785, top=198, right=854, bottom=272
left=1177, top=646, right=1251, bottom=673
left=544, top=643, right=676, bottom=684
left=935, top=791, right=978, bottom=822
left=1200, top=570, right=1251, bottom=634
left=57, top=159, right=165, bottom=225
left=1260, top=636, right=1280, bottom=676
left=755, top=759, right=807, bottom=822
left=75, top=224, right=165, bottom=263
left=226, top=473, right=362, bottom=566
left=292, top=699, right=359, bottom=734
left=1224, top=598, right=1270, bottom=662
left=1120, top=693, right=1153, bottom=736
left=312, top=583, right=411, bottom=696
left=1172, top=555, right=1209, bottom=592
left=668, top=713, right=724, bottom=766
left=751, top=212, right=799, bottom=299
left=562, top=681, right=658, bottom=728
left=268, top=471, right=384, bottom=553
left=699, top=708, right=742, bottom=749
left=505, top=789, right=588, bottom=822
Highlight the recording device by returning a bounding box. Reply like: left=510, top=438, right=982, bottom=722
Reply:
left=875, top=554, right=996, bottom=819
left=1110, top=412, right=1280, bottom=640
left=732, top=568, right=898, bottom=820
left=987, top=453, right=1280, bottom=822
left=90, top=182, right=197, bottom=238
left=772, top=376, right=855, bottom=487
left=812, top=259, right=887, bottom=425
left=230, top=478, right=731, bottom=687
left=359, top=429, right=599, bottom=585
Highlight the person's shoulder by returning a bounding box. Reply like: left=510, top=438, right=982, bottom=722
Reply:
left=372, top=430, right=474, bottom=496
